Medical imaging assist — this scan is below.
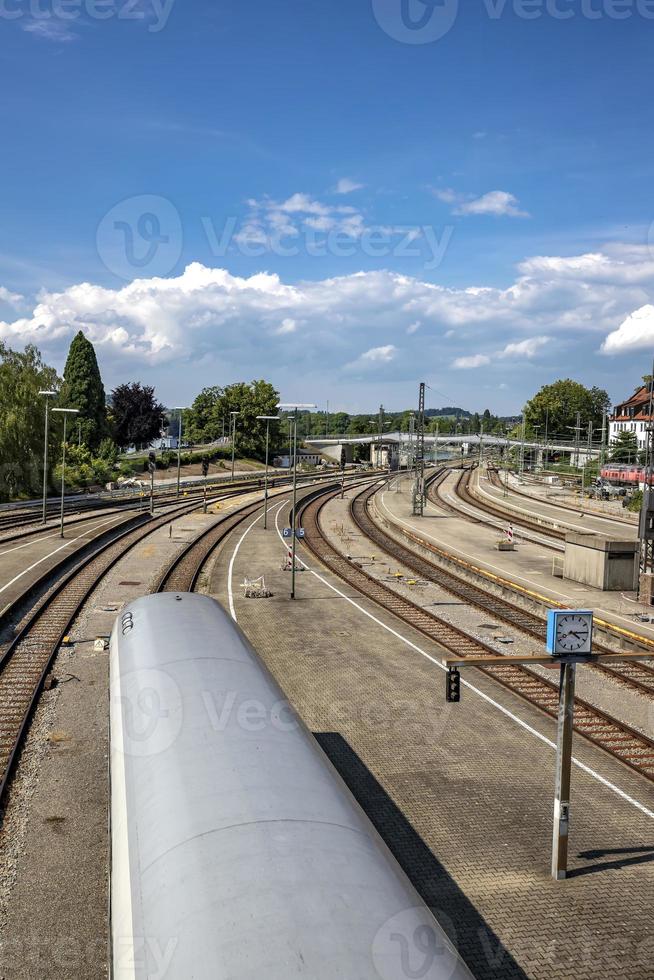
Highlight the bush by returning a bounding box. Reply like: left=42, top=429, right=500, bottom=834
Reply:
left=54, top=443, right=115, bottom=489
left=627, top=489, right=643, bottom=513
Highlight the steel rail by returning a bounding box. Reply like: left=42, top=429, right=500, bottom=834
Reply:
left=431, top=466, right=565, bottom=549
left=0, top=482, right=276, bottom=806
left=355, top=482, right=654, bottom=698
left=296, top=486, right=654, bottom=783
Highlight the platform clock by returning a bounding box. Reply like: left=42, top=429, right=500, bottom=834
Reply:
left=546, top=610, right=593, bottom=656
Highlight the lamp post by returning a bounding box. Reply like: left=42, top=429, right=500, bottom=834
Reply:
left=278, top=403, right=315, bottom=599
left=39, top=390, right=57, bottom=525
left=175, top=408, right=184, bottom=499
left=256, top=415, right=279, bottom=529
left=52, top=408, right=79, bottom=539
left=230, top=411, right=240, bottom=482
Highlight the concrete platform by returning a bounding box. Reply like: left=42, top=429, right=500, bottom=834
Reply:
left=393, top=472, right=654, bottom=648
left=205, top=489, right=654, bottom=980
left=475, top=468, right=638, bottom=540
left=0, top=509, right=142, bottom=621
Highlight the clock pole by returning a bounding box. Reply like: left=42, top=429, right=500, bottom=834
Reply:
left=551, top=661, right=576, bottom=880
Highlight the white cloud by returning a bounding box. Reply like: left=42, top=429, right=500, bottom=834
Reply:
left=601, top=304, right=654, bottom=354
left=0, top=244, right=652, bottom=385
left=434, top=188, right=459, bottom=205
left=453, top=354, right=491, bottom=369
left=455, top=191, right=530, bottom=218
left=407, top=320, right=421, bottom=335
left=434, top=187, right=529, bottom=218
left=22, top=19, right=79, bottom=41
left=498, top=336, right=550, bottom=358
left=0, top=287, right=24, bottom=310
left=236, top=192, right=368, bottom=246
left=334, top=178, right=364, bottom=194
left=452, top=335, right=550, bottom=369
left=361, top=345, right=397, bottom=363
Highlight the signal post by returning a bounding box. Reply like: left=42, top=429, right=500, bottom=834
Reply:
left=443, top=609, right=654, bottom=880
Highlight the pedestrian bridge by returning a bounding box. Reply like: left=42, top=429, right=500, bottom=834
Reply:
left=305, top=432, right=595, bottom=466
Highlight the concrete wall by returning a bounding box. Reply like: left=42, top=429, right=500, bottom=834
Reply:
left=563, top=532, right=638, bottom=591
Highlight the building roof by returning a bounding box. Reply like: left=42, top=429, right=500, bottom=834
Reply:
left=611, top=382, right=654, bottom=420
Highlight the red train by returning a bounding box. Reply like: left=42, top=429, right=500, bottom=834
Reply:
left=600, top=464, right=654, bottom=485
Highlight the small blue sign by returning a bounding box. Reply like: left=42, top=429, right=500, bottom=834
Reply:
left=295, top=528, right=305, bottom=539
left=282, top=527, right=292, bottom=538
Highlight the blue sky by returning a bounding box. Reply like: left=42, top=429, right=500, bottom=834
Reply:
left=1, top=0, right=654, bottom=413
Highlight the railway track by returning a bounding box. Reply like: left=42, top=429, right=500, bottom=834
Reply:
left=155, top=477, right=367, bottom=593
left=497, top=468, right=637, bottom=527
left=0, top=483, right=274, bottom=805
left=429, top=466, right=565, bottom=549
left=0, top=468, right=359, bottom=545
left=156, top=498, right=267, bottom=593
left=297, top=484, right=654, bottom=783
left=354, top=482, right=654, bottom=696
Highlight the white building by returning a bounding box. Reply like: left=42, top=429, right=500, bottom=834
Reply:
left=609, top=382, right=653, bottom=452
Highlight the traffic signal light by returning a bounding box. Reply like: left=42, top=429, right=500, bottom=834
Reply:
left=446, top=667, right=461, bottom=703
left=201, top=457, right=209, bottom=477
left=148, top=451, right=156, bottom=473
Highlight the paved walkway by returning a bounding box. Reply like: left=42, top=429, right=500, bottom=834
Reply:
left=207, top=488, right=654, bottom=980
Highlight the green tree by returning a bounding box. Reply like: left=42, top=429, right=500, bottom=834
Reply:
left=186, top=380, right=280, bottom=458
left=111, top=383, right=165, bottom=449
left=609, top=429, right=639, bottom=463
left=59, top=331, right=108, bottom=450
left=0, top=343, right=60, bottom=500
left=185, top=386, right=224, bottom=443
left=523, top=379, right=611, bottom=442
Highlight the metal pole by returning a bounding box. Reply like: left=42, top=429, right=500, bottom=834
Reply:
left=291, top=410, right=298, bottom=600
left=435, top=421, right=439, bottom=468
left=150, top=467, right=154, bottom=515
left=176, top=409, right=182, bottom=498
left=544, top=408, right=549, bottom=468
left=552, top=662, right=576, bottom=880
left=231, top=414, right=236, bottom=482
left=60, top=414, right=67, bottom=539
left=42, top=397, right=50, bottom=524
left=264, top=419, right=270, bottom=529
left=520, top=415, right=525, bottom=477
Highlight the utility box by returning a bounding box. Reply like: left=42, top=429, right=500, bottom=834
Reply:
left=563, top=533, right=639, bottom=591
left=639, top=572, right=654, bottom=605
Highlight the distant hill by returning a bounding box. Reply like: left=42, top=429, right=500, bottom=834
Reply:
left=425, top=407, right=472, bottom=419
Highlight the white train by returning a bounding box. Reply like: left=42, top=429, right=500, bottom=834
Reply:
left=110, top=593, right=474, bottom=980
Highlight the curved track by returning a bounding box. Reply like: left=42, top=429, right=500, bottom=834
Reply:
left=429, top=466, right=565, bottom=550
left=355, top=482, right=654, bottom=696
left=0, top=482, right=278, bottom=806
left=296, top=482, right=654, bottom=783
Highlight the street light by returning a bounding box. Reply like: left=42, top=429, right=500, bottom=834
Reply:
left=39, top=390, right=57, bottom=525
left=175, top=408, right=184, bottom=499
left=51, top=408, right=79, bottom=539
left=230, top=411, right=240, bottom=482
left=278, top=403, right=316, bottom=599
left=256, top=415, right=280, bottom=529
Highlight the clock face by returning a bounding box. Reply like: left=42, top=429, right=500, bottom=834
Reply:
left=555, top=614, right=592, bottom=653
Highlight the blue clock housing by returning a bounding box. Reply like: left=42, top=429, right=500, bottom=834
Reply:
left=546, top=609, right=593, bottom=655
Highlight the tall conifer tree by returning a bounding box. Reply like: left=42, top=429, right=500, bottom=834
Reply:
left=60, top=331, right=107, bottom=449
